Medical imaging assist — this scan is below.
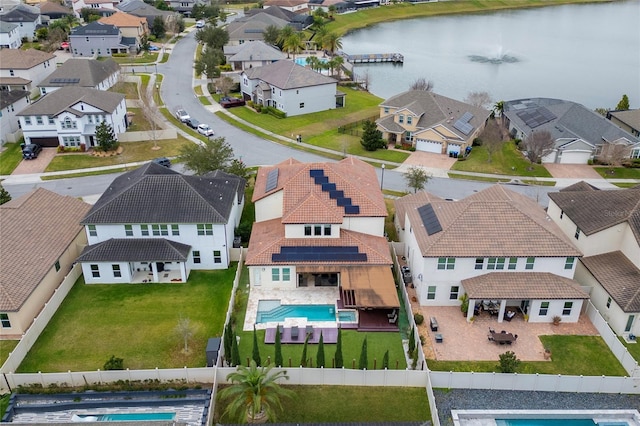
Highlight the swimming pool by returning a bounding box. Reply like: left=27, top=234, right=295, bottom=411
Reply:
left=74, top=413, right=176, bottom=422
left=497, top=420, right=596, bottom=426
left=338, top=310, right=357, bottom=322
left=256, top=300, right=336, bottom=323
left=294, top=57, right=328, bottom=66
left=452, top=410, right=638, bottom=426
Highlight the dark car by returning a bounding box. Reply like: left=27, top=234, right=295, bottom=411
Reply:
left=152, top=157, right=171, bottom=167
left=186, top=118, right=200, bottom=129
left=22, top=143, right=42, bottom=160
left=220, top=97, right=246, bottom=108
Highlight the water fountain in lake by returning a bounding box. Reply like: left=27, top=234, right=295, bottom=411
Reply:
left=468, top=45, right=519, bottom=64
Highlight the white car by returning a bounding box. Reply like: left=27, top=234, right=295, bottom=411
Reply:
left=175, top=109, right=190, bottom=122
left=197, top=123, right=214, bottom=136
left=196, top=20, right=205, bottom=28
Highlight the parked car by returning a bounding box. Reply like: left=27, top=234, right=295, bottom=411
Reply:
left=22, top=143, right=42, bottom=160
left=196, top=20, right=205, bottom=28
left=186, top=118, right=200, bottom=129
left=152, top=157, right=171, bottom=167
left=197, top=123, right=215, bottom=137
left=220, top=96, right=246, bottom=108
left=148, top=45, right=160, bottom=51
left=175, top=109, right=190, bottom=122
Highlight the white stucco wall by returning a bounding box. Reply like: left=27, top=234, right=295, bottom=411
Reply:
left=284, top=223, right=340, bottom=239
left=277, top=83, right=336, bottom=117
left=249, top=265, right=297, bottom=289
left=254, top=192, right=283, bottom=222
left=342, top=216, right=385, bottom=237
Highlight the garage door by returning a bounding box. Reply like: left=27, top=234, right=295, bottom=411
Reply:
left=416, top=139, right=442, bottom=154
left=29, top=136, right=59, bottom=147
left=447, top=144, right=461, bottom=154
left=560, top=151, right=591, bottom=164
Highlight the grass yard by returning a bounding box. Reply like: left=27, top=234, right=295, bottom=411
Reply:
left=447, top=173, right=511, bottom=183
left=110, top=81, right=139, bottom=99
left=18, top=269, right=235, bottom=373
left=0, top=340, right=19, bottom=366
left=384, top=198, right=398, bottom=241
left=594, top=166, right=640, bottom=180
left=428, top=335, right=627, bottom=376
left=0, top=142, right=24, bottom=175
left=44, top=136, right=192, bottom=172
left=215, top=385, right=430, bottom=423
left=110, top=53, right=159, bottom=65
left=620, top=337, right=640, bottom=363
left=41, top=167, right=132, bottom=180
left=126, top=108, right=153, bottom=131
left=451, top=142, right=552, bottom=177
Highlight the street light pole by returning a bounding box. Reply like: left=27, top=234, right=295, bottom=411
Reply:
left=380, top=164, right=385, bottom=190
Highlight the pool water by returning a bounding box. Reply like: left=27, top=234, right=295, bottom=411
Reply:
left=76, top=413, right=176, bottom=422
left=256, top=300, right=336, bottom=323
left=497, top=420, right=597, bottom=426
left=294, top=57, right=329, bottom=66
left=338, top=310, right=357, bottom=322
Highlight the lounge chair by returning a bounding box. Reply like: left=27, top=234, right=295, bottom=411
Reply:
left=389, top=313, right=398, bottom=324
left=291, top=325, right=299, bottom=340
left=387, top=309, right=397, bottom=318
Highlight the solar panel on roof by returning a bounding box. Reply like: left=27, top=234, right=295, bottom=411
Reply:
left=329, top=190, right=344, bottom=199
left=336, top=197, right=352, bottom=206
left=418, top=203, right=442, bottom=236
left=517, top=107, right=556, bottom=129
left=314, top=176, right=328, bottom=184
left=51, top=78, right=80, bottom=84
left=460, top=112, right=473, bottom=123
left=344, top=205, right=360, bottom=214
left=265, top=168, right=279, bottom=192
left=453, top=120, right=474, bottom=135
left=309, top=169, right=324, bottom=177
left=321, top=183, right=336, bottom=192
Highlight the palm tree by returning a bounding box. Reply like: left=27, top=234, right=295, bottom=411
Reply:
left=493, top=100, right=505, bottom=127
left=277, top=25, right=294, bottom=52
left=323, top=32, right=342, bottom=57
left=218, top=360, right=294, bottom=423
left=329, top=55, right=344, bottom=78
left=313, top=25, right=328, bottom=51
left=283, top=32, right=304, bottom=60
left=306, top=56, right=320, bottom=71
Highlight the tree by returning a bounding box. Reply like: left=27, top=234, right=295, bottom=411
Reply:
left=524, top=130, right=554, bottom=164
left=274, top=325, right=283, bottom=367
left=140, top=76, right=161, bottom=149
left=382, top=350, right=389, bottom=370
left=404, top=166, right=430, bottom=193
left=231, top=331, right=241, bottom=367
left=328, top=4, right=337, bottom=18
left=360, top=120, right=385, bottom=151
left=218, top=360, right=294, bottom=423
left=328, top=55, right=344, bottom=78
left=498, top=350, right=520, bottom=373
left=95, top=121, right=118, bottom=152
left=479, top=118, right=503, bottom=163
left=154, top=0, right=171, bottom=10
left=252, top=325, right=261, bottom=366
left=80, top=8, right=101, bottom=22
left=277, top=25, right=294, bottom=50
left=409, top=77, right=434, bottom=92
left=263, top=24, right=280, bottom=46
left=408, top=325, right=416, bottom=356
left=179, top=136, right=236, bottom=175
left=358, top=336, right=368, bottom=370
left=305, top=56, right=321, bottom=72
left=103, top=355, right=124, bottom=370
left=322, top=32, right=342, bottom=56
left=224, top=321, right=233, bottom=366
left=493, top=100, right=505, bottom=127
left=140, top=34, right=150, bottom=51
left=598, top=141, right=630, bottom=171
left=358, top=69, right=371, bottom=91
left=282, top=32, right=304, bottom=60
left=227, top=158, right=250, bottom=180
left=216, top=75, right=235, bottom=96
left=334, top=326, right=343, bottom=368
left=151, top=16, right=166, bottom=39
left=316, top=331, right=325, bottom=368
left=616, top=94, right=630, bottom=111
left=35, top=27, right=48, bottom=41
left=464, top=91, right=492, bottom=109
left=299, top=333, right=310, bottom=367
left=196, top=26, right=229, bottom=50
left=175, top=316, right=195, bottom=353
left=195, top=47, right=223, bottom=84
left=0, top=183, right=11, bottom=205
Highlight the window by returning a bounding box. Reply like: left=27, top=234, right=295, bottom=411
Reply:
left=314, top=225, right=322, bottom=236
left=213, top=250, right=222, bottom=264
left=61, top=117, right=76, bottom=129
left=575, top=227, right=581, bottom=240
left=282, top=268, right=291, bottom=281
left=404, top=131, right=413, bottom=142
left=197, top=223, right=213, bottom=235
left=487, top=257, right=505, bottom=270
left=449, top=286, right=459, bottom=300
left=560, top=210, right=564, bottom=219
left=427, top=286, right=436, bottom=300
left=140, top=224, right=149, bottom=236
left=324, top=224, right=331, bottom=236
left=88, top=225, right=97, bottom=237
left=171, top=224, right=179, bottom=236
left=539, top=301, right=549, bottom=316
left=475, top=258, right=484, bottom=270
left=606, top=297, right=612, bottom=308
left=9, top=69, right=14, bottom=76
left=562, top=301, right=573, bottom=316
left=508, top=257, right=517, bottom=270
left=124, top=224, right=133, bottom=236
left=299, top=102, right=304, bottom=108
left=398, top=114, right=404, bottom=124
left=112, top=264, right=121, bottom=278
left=437, top=257, right=455, bottom=270
left=272, top=268, right=280, bottom=281
left=63, top=136, right=81, bottom=147
left=55, top=260, right=61, bottom=272
left=152, top=224, right=168, bottom=236
left=24, top=117, right=31, bottom=125
left=565, top=257, right=575, bottom=270
left=525, top=257, right=535, bottom=270
left=193, top=250, right=201, bottom=264
left=48, top=116, right=54, bottom=125
left=304, top=225, right=312, bottom=236
left=407, top=116, right=412, bottom=125
left=91, top=264, right=100, bottom=278
left=36, top=116, right=43, bottom=125
left=384, top=107, right=389, bottom=114
left=0, top=313, right=11, bottom=328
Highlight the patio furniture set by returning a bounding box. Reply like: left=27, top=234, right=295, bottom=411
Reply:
left=487, top=328, right=518, bottom=345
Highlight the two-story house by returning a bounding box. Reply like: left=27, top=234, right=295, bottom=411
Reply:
left=0, top=21, right=20, bottom=48
left=72, top=0, right=120, bottom=18
left=394, top=185, right=588, bottom=324
left=77, top=164, right=245, bottom=284
left=0, top=87, right=30, bottom=145
left=38, top=58, right=120, bottom=95
left=0, top=48, right=56, bottom=96
left=69, top=21, right=137, bottom=57
left=99, top=11, right=148, bottom=45
left=548, top=182, right=640, bottom=338
left=241, top=60, right=340, bottom=117
left=0, top=3, right=41, bottom=41
left=245, top=158, right=399, bottom=332
left=376, top=90, right=490, bottom=156
left=223, top=41, right=286, bottom=72
left=226, top=12, right=289, bottom=46
left=17, top=86, right=126, bottom=148
left=117, top=0, right=178, bottom=31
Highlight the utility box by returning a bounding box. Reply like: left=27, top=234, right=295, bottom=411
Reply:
left=206, top=337, right=221, bottom=367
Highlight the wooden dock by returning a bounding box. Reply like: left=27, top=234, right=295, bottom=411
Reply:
left=343, top=53, right=404, bottom=64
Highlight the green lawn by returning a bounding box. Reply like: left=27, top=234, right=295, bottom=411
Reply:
left=216, top=385, right=430, bottom=423
left=594, top=166, right=640, bottom=179
left=18, top=269, right=235, bottom=372
left=0, top=142, right=24, bottom=175
left=110, top=81, right=139, bottom=99
left=0, top=339, right=19, bottom=366
left=428, top=335, right=627, bottom=376
left=110, top=53, right=159, bottom=65
left=126, top=108, right=153, bottom=131
left=451, top=142, right=552, bottom=177
left=620, top=337, right=640, bottom=363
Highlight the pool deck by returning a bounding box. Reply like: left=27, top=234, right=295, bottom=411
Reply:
left=451, top=410, right=640, bottom=426
left=264, top=326, right=340, bottom=344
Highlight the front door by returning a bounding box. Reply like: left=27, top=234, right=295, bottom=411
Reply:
left=625, top=315, right=635, bottom=332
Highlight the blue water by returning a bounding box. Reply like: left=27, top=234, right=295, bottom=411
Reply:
left=256, top=301, right=336, bottom=323
left=497, top=419, right=597, bottom=426
left=294, top=57, right=328, bottom=66
left=338, top=310, right=357, bottom=322
left=78, top=413, right=176, bottom=422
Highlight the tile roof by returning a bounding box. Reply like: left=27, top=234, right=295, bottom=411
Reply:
left=0, top=76, right=31, bottom=85
left=17, top=86, right=124, bottom=117
left=244, top=59, right=336, bottom=90
left=38, top=1, right=74, bottom=15
left=395, top=185, right=581, bottom=258
left=265, top=0, right=307, bottom=7
left=609, top=109, right=640, bottom=131
left=225, top=40, right=286, bottom=62
left=227, top=12, right=288, bottom=41
left=0, top=89, right=28, bottom=109
left=253, top=157, right=387, bottom=222
left=38, top=58, right=120, bottom=88
left=0, top=5, right=39, bottom=21
left=70, top=21, right=120, bottom=36
left=117, top=0, right=174, bottom=18
left=580, top=251, right=640, bottom=313
left=99, top=11, right=147, bottom=27
left=81, top=163, right=245, bottom=224
left=560, top=181, right=599, bottom=192
left=0, top=188, right=91, bottom=312
left=77, top=238, right=191, bottom=262
left=0, top=21, right=17, bottom=33
left=462, top=272, right=589, bottom=300
left=548, top=186, right=640, bottom=241
left=0, top=48, right=55, bottom=69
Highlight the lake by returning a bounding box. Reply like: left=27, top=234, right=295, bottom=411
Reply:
left=341, top=0, right=640, bottom=109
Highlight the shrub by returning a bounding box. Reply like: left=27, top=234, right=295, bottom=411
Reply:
left=103, top=355, right=124, bottom=370
left=413, top=313, right=424, bottom=325
left=472, top=137, right=483, bottom=146
left=57, top=145, right=65, bottom=153
left=218, top=64, right=232, bottom=72
left=419, top=335, right=425, bottom=345
left=498, top=351, right=520, bottom=373
left=112, top=53, right=129, bottom=57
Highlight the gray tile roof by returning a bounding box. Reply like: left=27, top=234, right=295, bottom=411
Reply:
left=559, top=180, right=599, bottom=192
left=244, top=60, right=336, bottom=90
left=226, top=40, right=286, bottom=62
left=0, top=89, right=28, bottom=109
left=38, top=58, right=120, bottom=88
left=462, top=272, right=589, bottom=300
left=609, top=109, right=640, bottom=132
left=77, top=238, right=191, bottom=262
left=0, top=48, right=55, bottom=69
left=227, top=13, right=289, bottom=41
left=38, top=1, right=74, bottom=17
left=580, top=251, right=640, bottom=313
left=81, top=162, right=245, bottom=224
left=117, top=0, right=175, bottom=20
left=17, top=86, right=124, bottom=117
left=71, top=21, right=120, bottom=36
left=0, top=21, right=17, bottom=33
left=0, top=5, right=39, bottom=22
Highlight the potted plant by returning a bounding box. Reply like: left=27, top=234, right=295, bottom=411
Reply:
left=552, top=315, right=562, bottom=326
left=459, top=293, right=469, bottom=317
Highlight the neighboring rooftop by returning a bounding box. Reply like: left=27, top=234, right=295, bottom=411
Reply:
left=99, top=10, right=147, bottom=28
left=38, top=1, right=74, bottom=16
left=0, top=3, right=39, bottom=22
left=38, top=58, right=120, bottom=88
left=224, top=40, right=286, bottom=62
left=17, top=86, right=125, bottom=117
left=244, top=59, right=336, bottom=90
left=0, top=88, right=28, bottom=109
left=0, top=48, right=55, bottom=69
left=70, top=21, right=120, bottom=36
left=581, top=251, right=640, bottom=313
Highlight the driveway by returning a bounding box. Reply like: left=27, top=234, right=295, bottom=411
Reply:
left=395, top=151, right=457, bottom=177
left=11, top=148, right=56, bottom=175
left=544, top=163, right=603, bottom=179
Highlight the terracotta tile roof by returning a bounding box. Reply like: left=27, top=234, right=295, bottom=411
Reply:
left=244, top=218, right=392, bottom=266
left=395, top=185, right=581, bottom=258
left=548, top=186, right=640, bottom=242
left=99, top=11, right=147, bottom=28
left=580, top=251, right=640, bottom=313
left=253, top=157, right=387, bottom=222
left=462, top=272, right=589, bottom=300
left=394, top=190, right=445, bottom=230
left=0, top=188, right=91, bottom=312
left=0, top=48, right=55, bottom=70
